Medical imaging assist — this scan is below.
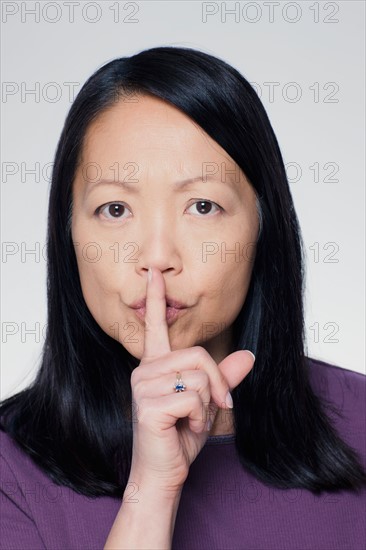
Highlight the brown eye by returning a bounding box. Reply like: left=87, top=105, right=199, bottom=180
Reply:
left=187, top=200, right=222, bottom=216
left=197, top=201, right=212, bottom=214
left=108, top=204, right=125, bottom=217
left=96, top=202, right=130, bottom=220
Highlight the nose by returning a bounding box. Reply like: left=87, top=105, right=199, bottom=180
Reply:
left=135, top=217, right=182, bottom=278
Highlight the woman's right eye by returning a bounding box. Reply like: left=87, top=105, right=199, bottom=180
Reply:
left=95, top=202, right=131, bottom=220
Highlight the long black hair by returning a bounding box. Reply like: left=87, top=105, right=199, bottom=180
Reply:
left=1, top=46, right=365, bottom=497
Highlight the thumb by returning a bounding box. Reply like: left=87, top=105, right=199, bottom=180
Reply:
left=218, top=350, right=255, bottom=392
left=206, top=350, right=255, bottom=427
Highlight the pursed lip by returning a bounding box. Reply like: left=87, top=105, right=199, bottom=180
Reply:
left=129, top=296, right=189, bottom=310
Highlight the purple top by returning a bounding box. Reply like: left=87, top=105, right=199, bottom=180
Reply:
left=1, top=358, right=365, bottom=549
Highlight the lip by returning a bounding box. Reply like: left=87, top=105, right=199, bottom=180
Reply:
left=129, top=296, right=188, bottom=310
left=132, top=305, right=188, bottom=325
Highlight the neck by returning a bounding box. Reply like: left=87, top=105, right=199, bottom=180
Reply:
left=209, top=407, right=234, bottom=436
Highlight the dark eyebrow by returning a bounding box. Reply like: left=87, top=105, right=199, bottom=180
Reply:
left=86, top=174, right=239, bottom=194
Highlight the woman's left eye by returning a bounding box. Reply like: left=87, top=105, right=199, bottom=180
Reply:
left=95, top=200, right=223, bottom=221
left=186, top=200, right=223, bottom=216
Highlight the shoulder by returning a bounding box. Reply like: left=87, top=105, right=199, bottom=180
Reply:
left=0, top=427, right=48, bottom=488
left=307, top=357, right=365, bottom=462
left=0, top=426, right=28, bottom=465
left=0, top=428, right=39, bottom=522
left=307, top=357, right=365, bottom=408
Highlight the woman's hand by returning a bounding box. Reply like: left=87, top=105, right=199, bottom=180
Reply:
left=128, top=266, right=255, bottom=494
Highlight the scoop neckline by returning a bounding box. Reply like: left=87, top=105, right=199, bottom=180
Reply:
left=205, top=433, right=235, bottom=445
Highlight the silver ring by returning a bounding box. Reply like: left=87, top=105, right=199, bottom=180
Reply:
left=173, top=371, right=186, bottom=392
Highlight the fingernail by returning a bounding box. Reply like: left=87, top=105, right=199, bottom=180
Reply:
left=246, top=350, right=256, bottom=362
left=148, top=267, right=152, bottom=283
left=206, top=418, right=212, bottom=432
left=225, top=391, right=233, bottom=409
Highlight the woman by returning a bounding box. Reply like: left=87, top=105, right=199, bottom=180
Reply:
left=1, top=46, right=365, bottom=550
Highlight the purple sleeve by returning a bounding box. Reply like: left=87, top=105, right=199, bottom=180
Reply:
left=0, top=455, right=46, bottom=549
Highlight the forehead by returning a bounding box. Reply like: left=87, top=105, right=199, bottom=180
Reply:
left=81, top=94, right=233, bottom=165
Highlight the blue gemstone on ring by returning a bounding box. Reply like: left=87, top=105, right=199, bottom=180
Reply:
left=174, top=382, right=186, bottom=392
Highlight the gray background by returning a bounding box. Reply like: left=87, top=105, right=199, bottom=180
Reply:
left=1, top=1, right=365, bottom=398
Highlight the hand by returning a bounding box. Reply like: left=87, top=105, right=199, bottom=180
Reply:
left=128, top=266, right=255, bottom=493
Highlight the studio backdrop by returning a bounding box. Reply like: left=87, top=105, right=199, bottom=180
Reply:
left=1, top=0, right=365, bottom=399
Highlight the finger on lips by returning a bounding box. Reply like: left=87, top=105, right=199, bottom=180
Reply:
left=139, top=267, right=233, bottom=410
left=142, top=266, right=171, bottom=360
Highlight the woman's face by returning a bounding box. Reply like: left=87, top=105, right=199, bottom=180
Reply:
left=71, top=94, right=259, bottom=362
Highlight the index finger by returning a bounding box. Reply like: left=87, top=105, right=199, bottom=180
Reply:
left=142, top=266, right=171, bottom=360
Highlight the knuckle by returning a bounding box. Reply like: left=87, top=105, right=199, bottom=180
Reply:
left=132, top=379, right=144, bottom=400
left=192, top=345, right=208, bottom=362
left=135, top=397, right=153, bottom=424
left=130, top=367, right=141, bottom=387
left=191, top=346, right=226, bottom=387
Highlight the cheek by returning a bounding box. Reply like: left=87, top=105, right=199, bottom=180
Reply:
left=73, top=242, right=124, bottom=318
left=199, top=243, right=254, bottom=321
left=73, top=222, right=128, bottom=291
left=200, top=240, right=254, bottom=288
